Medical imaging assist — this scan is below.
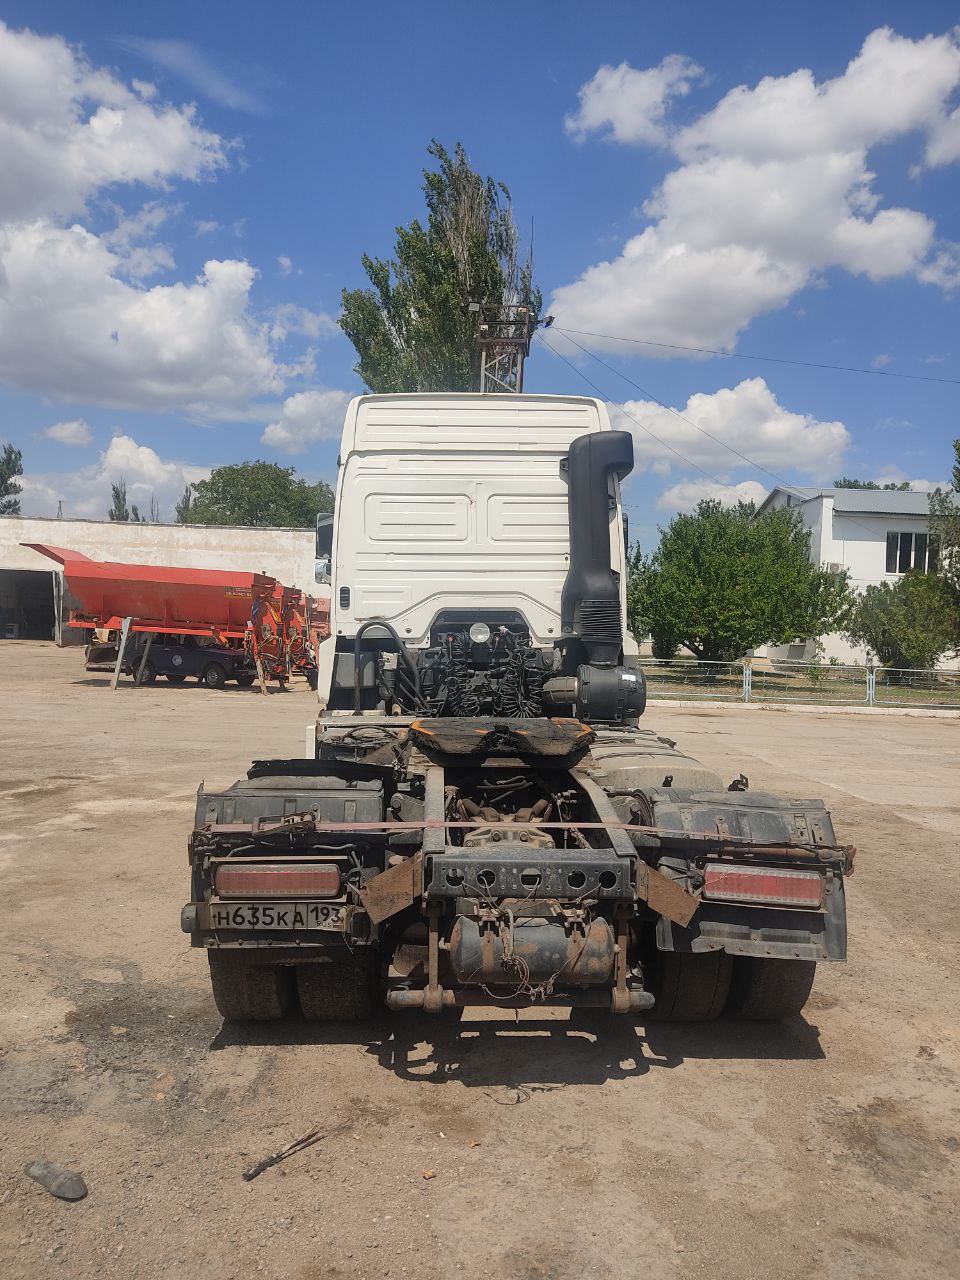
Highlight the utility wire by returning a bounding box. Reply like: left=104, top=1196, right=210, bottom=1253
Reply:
left=556, top=329, right=789, bottom=489
left=552, top=326, right=960, bottom=387
left=535, top=331, right=914, bottom=548
left=536, top=333, right=749, bottom=498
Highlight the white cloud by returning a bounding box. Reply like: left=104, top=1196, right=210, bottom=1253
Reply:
left=262, top=389, right=352, bottom=454
left=0, top=223, right=286, bottom=412
left=0, top=21, right=225, bottom=224
left=277, top=254, right=293, bottom=276
left=0, top=23, right=318, bottom=416
left=270, top=303, right=339, bottom=341
left=21, top=433, right=208, bottom=519
left=115, top=36, right=266, bottom=114
left=39, top=418, right=92, bottom=446
left=656, top=478, right=768, bottom=513
left=554, top=28, right=960, bottom=351
left=608, top=377, right=850, bottom=479
left=194, top=218, right=219, bottom=236
left=870, top=466, right=946, bottom=493
left=564, top=55, right=704, bottom=146
left=100, top=200, right=176, bottom=280
left=872, top=352, right=892, bottom=368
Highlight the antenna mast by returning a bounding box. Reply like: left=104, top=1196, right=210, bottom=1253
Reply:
left=471, top=303, right=534, bottom=393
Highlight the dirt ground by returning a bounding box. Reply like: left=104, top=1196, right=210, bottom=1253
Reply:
left=2, top=641, right=959, bottom=1280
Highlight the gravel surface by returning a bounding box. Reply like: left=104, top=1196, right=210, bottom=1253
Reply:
left=1, top=641, right=959, bottom=1280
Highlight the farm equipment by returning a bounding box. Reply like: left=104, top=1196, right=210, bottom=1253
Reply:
left=182, top=394, right=852, bottom=1022
left=25, top=544, right=329, bottom=689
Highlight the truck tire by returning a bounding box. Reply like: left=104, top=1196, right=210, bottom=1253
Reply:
left=207, top=952, right=294, bottom=1021
left=138, top=659, right=158, bottom=684
left=235, top=673, right=257, bottom=687
left=726, top=958, right=816, bottom=1020
left=202, top=662, right=227, bottom=690
left=649, top=950, right=732, bottom=1022
left=296, top=949, right=378, bottom=1021
left=165, top=672, right=187, bottom=683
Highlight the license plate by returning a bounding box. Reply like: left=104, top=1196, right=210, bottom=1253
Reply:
left=207, top=901, right=347, bottom=931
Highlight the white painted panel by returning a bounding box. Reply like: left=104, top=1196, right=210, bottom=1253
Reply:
left=353, top=585, right=411, bottom=618
left=364, top=493, right=469, bottom=543
left=487, top=494, right=569, bottom=544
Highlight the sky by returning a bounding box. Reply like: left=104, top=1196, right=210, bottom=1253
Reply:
left=1, top=1, right=958, bottom=547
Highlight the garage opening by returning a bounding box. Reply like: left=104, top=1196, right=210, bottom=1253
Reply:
left=0, top=569, right=56, bottom=641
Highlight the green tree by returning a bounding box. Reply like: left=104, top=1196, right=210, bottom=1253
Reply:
left=174, top=484, right=193, bottom=524
left=834, top=477, right=911, bottom=491
left=107, top=477, right=144, bottom=522
left=928, top=437, right=960, bottom=585
left=340, top=140, right=540, bottom=393
left=928, top=437, right=960, bottom=643
left=844, top=571, right=959, bottom=671
left=1, top=442, right=23, bottom=515
left=179, top=461, right=334, bottom=528
left=628, top=500, right=852, bottom=662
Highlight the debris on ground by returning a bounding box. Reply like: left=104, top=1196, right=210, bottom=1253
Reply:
left=242, top=1123, right=348, bottom=1181
left=25, top=1161, right=88, bottom=1201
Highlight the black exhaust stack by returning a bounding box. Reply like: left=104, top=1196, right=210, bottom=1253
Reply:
left=560, top=430, right=634, bottom=666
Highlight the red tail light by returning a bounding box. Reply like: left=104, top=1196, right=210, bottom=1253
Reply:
left=214, top=862, right=342, bottom=898
left=702, top=864, right=823, bottom=909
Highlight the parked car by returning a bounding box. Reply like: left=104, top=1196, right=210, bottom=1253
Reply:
left=125, top=635, right=256, bottom=688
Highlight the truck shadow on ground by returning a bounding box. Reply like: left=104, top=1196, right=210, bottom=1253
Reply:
left=211, top=1011, right=824, bottom=1089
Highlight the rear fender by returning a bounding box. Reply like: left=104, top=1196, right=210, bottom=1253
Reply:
left=655, top=876, right=847, bottom=962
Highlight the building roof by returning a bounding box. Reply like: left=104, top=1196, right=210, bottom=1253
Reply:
left=757, top=486, right=932, bottom=517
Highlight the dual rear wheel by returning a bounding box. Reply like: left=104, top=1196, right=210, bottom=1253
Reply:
left=207, top=949, right=378, bottom=1022
left=649, top=950, right=817, bottom=1022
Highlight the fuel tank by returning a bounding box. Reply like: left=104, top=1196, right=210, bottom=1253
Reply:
left=447, top=916, right=614, bottom=987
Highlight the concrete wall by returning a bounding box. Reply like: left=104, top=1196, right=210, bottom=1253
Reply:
left=1, top=515, right=318, bottom=593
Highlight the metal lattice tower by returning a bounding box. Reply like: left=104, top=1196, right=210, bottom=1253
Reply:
left=472, top=304, right=534, bottom=393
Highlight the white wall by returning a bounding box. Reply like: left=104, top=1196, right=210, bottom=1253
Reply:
left=827, top=511, right=930, bottom=590
left=1, top=515, right=318, bottom=594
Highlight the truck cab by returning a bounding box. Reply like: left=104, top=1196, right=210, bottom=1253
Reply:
left=316, top=393, right=641, bottom=722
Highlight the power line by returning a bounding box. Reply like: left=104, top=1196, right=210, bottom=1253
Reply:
left=536, top=332, right=912, bottom=546
left=536, top=333, right=750, bottom=499
left=552, top=326, right=960, bottom=387
left=556, top=329, right=788, bottom=489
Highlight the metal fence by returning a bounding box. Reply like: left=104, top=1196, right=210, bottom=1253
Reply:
left=640, top=658, right=960, bottom=710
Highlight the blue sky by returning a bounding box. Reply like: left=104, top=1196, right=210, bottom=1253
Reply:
left=2, top=1, right=958, bottom=545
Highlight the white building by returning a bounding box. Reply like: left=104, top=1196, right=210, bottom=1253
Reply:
left=757, top=486, right=938, bottom=665
left=0, top=515, right=318, bottom=643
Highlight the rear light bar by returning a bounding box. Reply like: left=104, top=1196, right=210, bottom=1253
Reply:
left=702, top=864, right=823, bottom=909
left=214, top=862, right=342, bottom=898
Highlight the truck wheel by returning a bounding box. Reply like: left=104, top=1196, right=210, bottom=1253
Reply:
left=138, top=659, right=158, bottom=684
left=726, top=958, right=817, bottom=1020
left=165, top=672, right=187, bottom=683
left=207, top=952, right=294, bottom=1021
left=296, top=950, right=378, bottom=1021
left=202, top=662, right=227, bottom=689
left=649, top=950, right=732, bottom=1022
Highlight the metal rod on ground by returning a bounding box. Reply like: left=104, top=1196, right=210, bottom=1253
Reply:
left=110, top=617, right=132, bottom=691
left=134, top=632, right=155, bottom=686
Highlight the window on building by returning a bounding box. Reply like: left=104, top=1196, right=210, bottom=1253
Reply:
left=885, top=530, right=935, bottom=573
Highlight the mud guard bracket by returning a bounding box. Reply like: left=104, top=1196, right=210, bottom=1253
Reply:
left=360, top=853, right=424, bottom=925
left=638, top=864, right=700, bottom=928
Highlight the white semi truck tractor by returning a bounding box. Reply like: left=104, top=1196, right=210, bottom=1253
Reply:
left=182, top=394, right=852, bottom=1021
